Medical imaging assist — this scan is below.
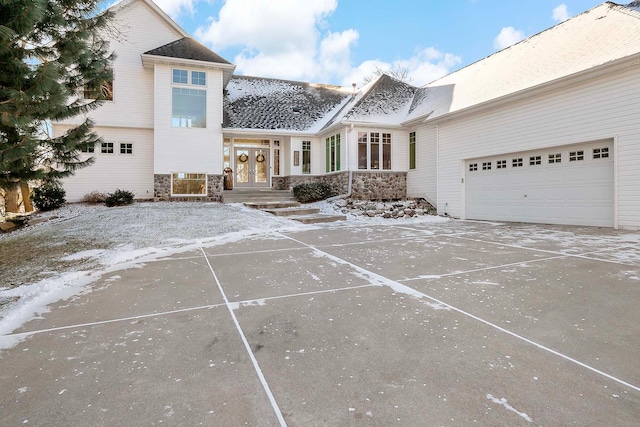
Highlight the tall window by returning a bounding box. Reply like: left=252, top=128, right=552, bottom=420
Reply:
left=358, top=132, right=368, bottom=169
left=172, top=68, right=207, bottom=128
left=273, top=140, right=280, bottom=176
left=302, top=141, right=311, bottom=174
left=409, top=131, right=416, bottom=170
left=358, top=131, right=392, bottom=170
left=325, top=134, right=341, bottom=172
left=382, top=133, right=391, bottom=170
left=172, top=88, right=206, bottom=128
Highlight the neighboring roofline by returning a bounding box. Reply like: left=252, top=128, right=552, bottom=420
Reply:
left=405, top=50, right=640, bottom=127
left=110, top=0, right=189, bottom=38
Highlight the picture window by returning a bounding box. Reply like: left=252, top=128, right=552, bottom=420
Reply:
left=172, top=172, right=206, bottom=195
left=569, top=150, right=584, bottom=161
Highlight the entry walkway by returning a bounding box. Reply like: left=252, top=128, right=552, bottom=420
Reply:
left=1, top=221, right=639, bottom=425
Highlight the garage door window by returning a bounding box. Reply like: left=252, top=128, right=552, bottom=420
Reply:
left=569, top=151, right=584, bottom=161
left=512, top=158, right=523, bottom=167
left=529, top=156, right=541, bottom=166
left=469, top=163, right=478, bottom=171
left=482, top=162, right=491, bottom=170
left=593, top=147, right=609, bottom=159
left=548, top=153, right=561, bottom=164
left=496, top=160, right=506, bottom=169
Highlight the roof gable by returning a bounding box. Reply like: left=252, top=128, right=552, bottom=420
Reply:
left=144, top=37, right=231, bottom=65
left=110, top=0, right=188, bottom=38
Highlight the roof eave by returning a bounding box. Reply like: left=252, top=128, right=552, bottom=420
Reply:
left=141, top=54, right=237, bottom=86
left=222, top=128, right=318, bottom=137
left=411, top=51, right=640, bottom=126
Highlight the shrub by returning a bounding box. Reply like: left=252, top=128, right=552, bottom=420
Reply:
left=104, top=189, right=135, bottom=207
left=31, top=182, right=66, bottom=212
left=293, top=182, right=335, bottom=203
left=82, top=191, right=107, bottom=204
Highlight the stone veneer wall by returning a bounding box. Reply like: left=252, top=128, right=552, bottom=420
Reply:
left=351, top=171, right=407, bottom=200
left=154, top=174, right=223, bottom=202
left=272, top=171, right=407, bottom=200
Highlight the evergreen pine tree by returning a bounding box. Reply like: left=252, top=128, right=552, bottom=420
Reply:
left=0, top=0, right=115, bottom=205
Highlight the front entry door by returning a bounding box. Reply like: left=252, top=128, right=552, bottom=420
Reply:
left=235, top=148, right=270, bottom=188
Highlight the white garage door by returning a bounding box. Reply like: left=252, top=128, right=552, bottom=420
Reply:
left=465, top=140, right=614, bottom=227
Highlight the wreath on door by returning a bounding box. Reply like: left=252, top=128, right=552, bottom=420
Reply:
left=256, top=153, right=266, bottom=163
left=238, top=153, right=249, bottom=163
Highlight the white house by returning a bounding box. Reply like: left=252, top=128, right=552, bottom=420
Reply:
left=55, top=0, right=640, bottom=230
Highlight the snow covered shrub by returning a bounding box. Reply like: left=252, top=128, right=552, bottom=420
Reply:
left=293, top=182, right=334, bottom=203
left=82, top=191, right=107, bottom=204
left=31, top=182, right=66, bottom=212
left=104, top=189, right=134, bottom=207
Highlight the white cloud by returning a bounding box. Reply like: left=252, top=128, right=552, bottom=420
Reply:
left=194, top=0, right=460, bottom=86
left=552, top=4, right=571, bottom=22
left=153, top=0, right=197, bottom=18
left=493, top=26, right=526, bottom=50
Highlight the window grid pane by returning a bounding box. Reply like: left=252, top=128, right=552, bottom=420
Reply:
left=191, top=71, right=206, bottom=86
left=172, top=69, right=188, bottom=84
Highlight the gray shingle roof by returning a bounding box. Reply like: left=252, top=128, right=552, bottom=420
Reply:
left=342, top=75, right=417, bottom=124
left=144, top=37, right=231, bottom=65
left=223, top=76, right=351, bottom=132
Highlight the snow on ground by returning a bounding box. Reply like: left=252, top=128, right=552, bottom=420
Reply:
left=0, top=200, right=448, bottom=348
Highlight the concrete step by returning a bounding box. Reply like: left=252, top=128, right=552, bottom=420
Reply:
left=263, top=207, right=320, bottom=217
left=244, top=201, right=300, bottom=209
left=223, top=189, right=296, bottom=204
left=289, top=213, right=347, bottom=224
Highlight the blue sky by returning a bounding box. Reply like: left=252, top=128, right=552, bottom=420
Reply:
left=151, top=0, right=606, bottom=87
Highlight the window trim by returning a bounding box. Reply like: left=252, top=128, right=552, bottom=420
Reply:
left=325, top=133, right=341, bottom=173
left=357, top=131, right=392, bottom=170
left=409, top=131, right=416, bottom=170
left=171, top=172, right=207, bottom=197
left=302, top=141, right=311, bottom=174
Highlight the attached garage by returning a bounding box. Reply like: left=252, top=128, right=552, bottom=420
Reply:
left=465, top=140, right=614, bottom=227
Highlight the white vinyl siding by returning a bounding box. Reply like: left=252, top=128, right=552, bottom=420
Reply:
left=58, top=126, right=154, bottom=202
left=407, top=125, right=437, bottom=204
left=435, top=65, right=640, bottom=229
left=154, top=65, right=224, bottom=174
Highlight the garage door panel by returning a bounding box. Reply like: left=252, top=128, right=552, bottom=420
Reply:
left=466, top=141, right=614, bottom=227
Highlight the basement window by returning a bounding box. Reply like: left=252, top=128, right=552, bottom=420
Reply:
left=496, top=160, right=506, bottom=169
left=593, top=147, right=609, bottom=159
left=172, top=173, right=206, bottom=195
left=548, top=153, right=561, bottom=164
left=469, top=163, right=478, bottom=171
left=529, top=156, right=541, bottom=166
left=512, top=158, right=523, bottom=167
left=569, top=150, right=584, bottom=161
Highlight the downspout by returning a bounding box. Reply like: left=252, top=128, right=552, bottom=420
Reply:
left=325, top=125, right=353, bottom=202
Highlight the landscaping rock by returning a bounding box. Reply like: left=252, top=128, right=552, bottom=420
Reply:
left=0, top=221, right=17, bottom=232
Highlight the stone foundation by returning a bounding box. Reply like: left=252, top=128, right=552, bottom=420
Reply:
left=351, top=171, right=407, bottom=200
left=153, top=174, right=223, bottom=202
left=273, top=171, right=406, bottom=200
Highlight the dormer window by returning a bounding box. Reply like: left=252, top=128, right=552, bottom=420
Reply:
left=172, top=68, right=206, bottom=86
left=191, top=71, right=206, bottom=86
left=172, top=69, right=188, bottom=84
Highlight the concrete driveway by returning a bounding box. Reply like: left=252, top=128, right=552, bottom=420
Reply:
left=1, top=220, right=639, bottom=426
